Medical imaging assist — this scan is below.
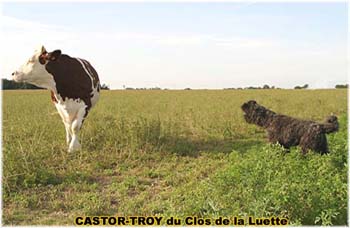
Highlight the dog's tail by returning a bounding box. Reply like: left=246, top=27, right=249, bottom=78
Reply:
left=320, top=115, right=339, bottom=134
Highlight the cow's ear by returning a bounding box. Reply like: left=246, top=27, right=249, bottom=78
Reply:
left=39, top=54, right=47, bottom=64
left=39, top=51, right=48, bottom=64
left=41, top=45, right=47, bottom=54
left=48, top=50, right=62, bottom=61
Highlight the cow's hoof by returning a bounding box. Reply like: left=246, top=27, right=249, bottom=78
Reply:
left=68, top=141, right=81, bottom=152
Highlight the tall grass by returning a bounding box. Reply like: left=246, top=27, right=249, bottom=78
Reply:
left=2, top=89, right=347, bottom=225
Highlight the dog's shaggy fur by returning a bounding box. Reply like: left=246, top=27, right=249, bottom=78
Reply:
left=241, top=100, right=339, bottom=154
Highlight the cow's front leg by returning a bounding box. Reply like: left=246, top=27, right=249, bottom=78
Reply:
left=55, top=103, right=73, bottom=148
left=64, top=122, right=72, bottom=145
left=68, top=107, right=86, bottom=152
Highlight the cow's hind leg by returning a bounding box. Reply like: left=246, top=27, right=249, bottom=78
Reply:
left=68, top=107, right=86, bottom=152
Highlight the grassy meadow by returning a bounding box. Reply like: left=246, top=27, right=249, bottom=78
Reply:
left=2, top=89, right=348, bottom=225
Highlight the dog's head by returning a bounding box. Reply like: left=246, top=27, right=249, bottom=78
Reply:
left=241, top=100, right=275, bottom=127
left=322, top=115, right=339, bottom=133
left=325, top=115, right=338, bottom=124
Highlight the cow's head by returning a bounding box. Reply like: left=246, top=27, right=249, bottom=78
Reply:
left=12, top=45, right=61, bottom=88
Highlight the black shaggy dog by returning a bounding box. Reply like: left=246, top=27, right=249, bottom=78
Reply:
left=241, top=100, right=339, bottom=154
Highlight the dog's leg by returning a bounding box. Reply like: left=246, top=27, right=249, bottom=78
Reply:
left=317, top=134, right=329, bottom=155
left=300, top=132, right=312, bottom=155
left=300, top=128, right=328, bottom=155
left=267, top=129, right=278, bottom=143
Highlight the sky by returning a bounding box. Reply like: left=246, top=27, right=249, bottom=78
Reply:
left=1, top=2, right=347, bottom=89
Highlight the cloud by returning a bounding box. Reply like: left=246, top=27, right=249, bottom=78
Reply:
left=2, top=15, right=66, bottom=31
left=1, top=16, right=79, bottom=77
left=1, top=15, right=275, bottom=50
left=1, top=15, right=76, bottom=43
left=1, top=15, right=346, bottom=89
left=93, top=31, right=275, bottom=48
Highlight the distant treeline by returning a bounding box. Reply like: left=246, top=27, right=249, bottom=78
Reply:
left=2, top=79, right=43, bottom=90
left=294, top=84, right=309, bottom=89
left=124, top=87, right=165, bottom=90
left=2, top=79, right=110, bottom=90
left=100, top=84, right=110, bottom=90
left=225, top=84, right=307, bottom=90
left=224, top=85, right=281, bottom=90
left=225, top=84, right=348, bottom=90
left=335, top=84, right=348, bottom=89
left=125, top=84, right=348, bottom=90
left=2, top=78, right=348, bottom=90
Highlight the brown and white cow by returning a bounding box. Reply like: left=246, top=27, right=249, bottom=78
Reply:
left=12, top=46, right=100, bottom=152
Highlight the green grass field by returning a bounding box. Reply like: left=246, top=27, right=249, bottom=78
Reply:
left=2, top=89, right=348, bottom=225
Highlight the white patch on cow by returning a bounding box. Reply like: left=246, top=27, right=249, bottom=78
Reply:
left=75, top=58, right=100, bottom=106
left=12, top=45, right=57, bottom=92
left=91, top=86, right=100, bottom=107
left=54, top=96, right=87, bottom=152
left=75, top=58, right=95, bottom=86
left=81, top=59, right=95, bottom=79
